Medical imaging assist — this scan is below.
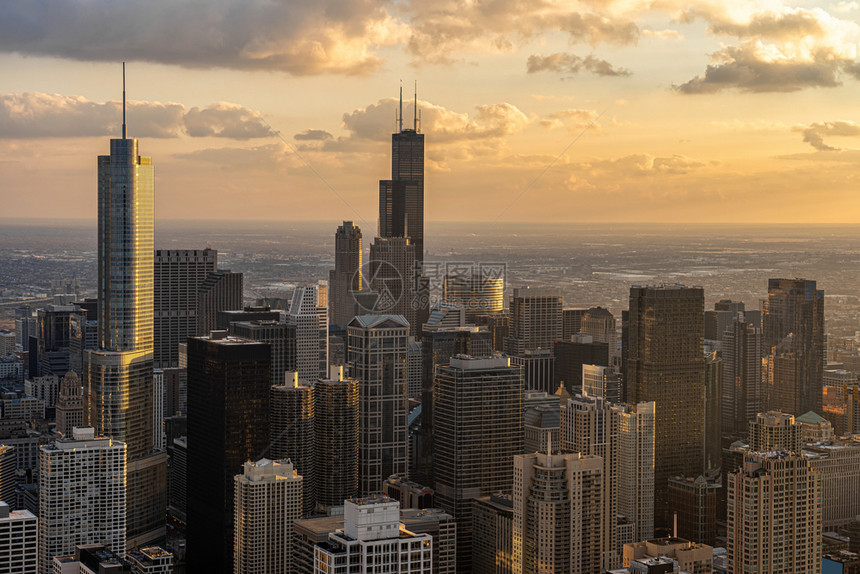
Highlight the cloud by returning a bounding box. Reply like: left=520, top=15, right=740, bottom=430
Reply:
left=294, top=129, right=333, bottom=141
left=0, top=92, right=271, bottom=139
left=675, top=5, right=860, bottom=94
left=540, top=109, right=601, bottom=131
left=403, top=0, right=639, bottom=63
left=0, top=0, right=406, bottom=75
left=183, top=102, right=273, bottom=140
left=641, top=28, right=683, bottom=39
left=338, top=97, right=531, bottom=144
left=794, top=120, right=860, bottom=151
left=527, top=53, right=631, bottom=76
left=674, top=43, right=851, bottom=93
left=581, top=153, right=706, bottom=176
left=834, top=1, right=859, bottom=13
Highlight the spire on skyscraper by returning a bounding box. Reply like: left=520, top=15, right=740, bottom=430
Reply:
left=122, top=62, right=127, bottom=139
left=398, top=82, right=403, bottom=133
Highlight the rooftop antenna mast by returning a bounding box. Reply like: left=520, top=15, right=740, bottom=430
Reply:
left=398, top=81, right=403, bottom=133
left=413, top=81, right=418, bottom=131
left=122, top=62, right=127, bottom=139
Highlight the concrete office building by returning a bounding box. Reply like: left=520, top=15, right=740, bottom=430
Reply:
left=0, top=502, right=36, bottom=574
left=38, top=428, right=126, bottom=574
left=329, top=221, right=363, bottom=329
left=153, top=249, right=217, bottom=368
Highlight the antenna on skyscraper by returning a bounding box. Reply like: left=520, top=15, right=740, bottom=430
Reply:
left=398, top=81, right=403, bottom=133
left=122, top=62, right=127, bottom=139
left=413, top=81, right=418, bottom=131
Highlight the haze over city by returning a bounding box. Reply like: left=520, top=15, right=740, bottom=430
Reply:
left=2, top=0, right=860, bottom=223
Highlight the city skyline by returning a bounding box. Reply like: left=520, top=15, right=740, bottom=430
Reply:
left=2, top=0, right=860, bottom=224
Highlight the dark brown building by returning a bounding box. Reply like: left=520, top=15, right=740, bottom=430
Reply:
left=186, top=332, right=270, bottom=574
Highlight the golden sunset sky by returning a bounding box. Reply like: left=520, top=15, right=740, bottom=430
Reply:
left=1, top=0, right=859, bottom=224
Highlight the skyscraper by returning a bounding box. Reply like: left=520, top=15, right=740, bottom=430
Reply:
left=748, top=411, right=802, bottom=454
left=443, top=270, right=505, bottom=324
left=763, top=278, right=825, bottom=415
left=367, top=237, right=422, bottom=335
left=270, top=374, right=315, bottom=517
left=627, top=285, right=704, bottom=531
left=38, top=428, right=126, bottom=574
left=721, top=314, right=763, bottom=438
left=84, top=69, right=165, bottom=548
left=414, top=325, right=493, bottom=485
left=233, top=458, right=303, bottom=574
left=513, top=449, right=604, bottom=574
left=287, top=284, right=329, bottom=382
left=55, top=371, right=83, bottom=437
left=614, top=401, right=656, bottom=542
left=348, top=314, right=409, bottom=495
left=504, top=287, right=563, bottom=356
left=153, top=249, right=217, bottom=368
left=560, top=393, right=617, bottom=568
left=727, top=452, right=822, bottom=574
left=581, top=306, right=618, bottom=362
left=433, top=355, right=523, bottom=572
left=186, top=332, right=271, bottom=573
left=231, top=320, right=292, bottom=386
left=329, top=221, right=363, bottom=329
left=379, top=87, right=424, bottom=262
left=314, top=366, right=359, bottom=511
left=0, top=502, right=36, bottom=574
left=196, top=270, right=243, bottom=335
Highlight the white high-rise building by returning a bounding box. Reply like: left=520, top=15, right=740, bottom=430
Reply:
left=312, top=496, right=432, bottom=574
left=614, top=402, right=656, bottom=543
left=513, top=450, right=604, bottom=574
left=38, top=427, right=126, bottom=574
left=0, top=502, right=37, bottom=574
left=287, top=284, right=329, bottom=382
left=234, top=458, right=303, bottom=574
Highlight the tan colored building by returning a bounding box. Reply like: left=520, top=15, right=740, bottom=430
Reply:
left=622, top=537, right=714, bottom=573
left=234, top=459, right=303, bottom=574
left=513, top=450, right=603, bottom=574
left=748, top=411, right=801, bottom=453
left=806, top=438, right=860, bottom=528
left=727, top=452, right=822, bottom=574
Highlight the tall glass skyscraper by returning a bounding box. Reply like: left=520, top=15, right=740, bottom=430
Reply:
left=378, top=87, right=425, bottom=262
left=84, top=70, right=166, bottom=548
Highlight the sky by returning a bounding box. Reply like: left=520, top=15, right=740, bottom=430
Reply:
left=1, top=0, right=859, bottom=225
